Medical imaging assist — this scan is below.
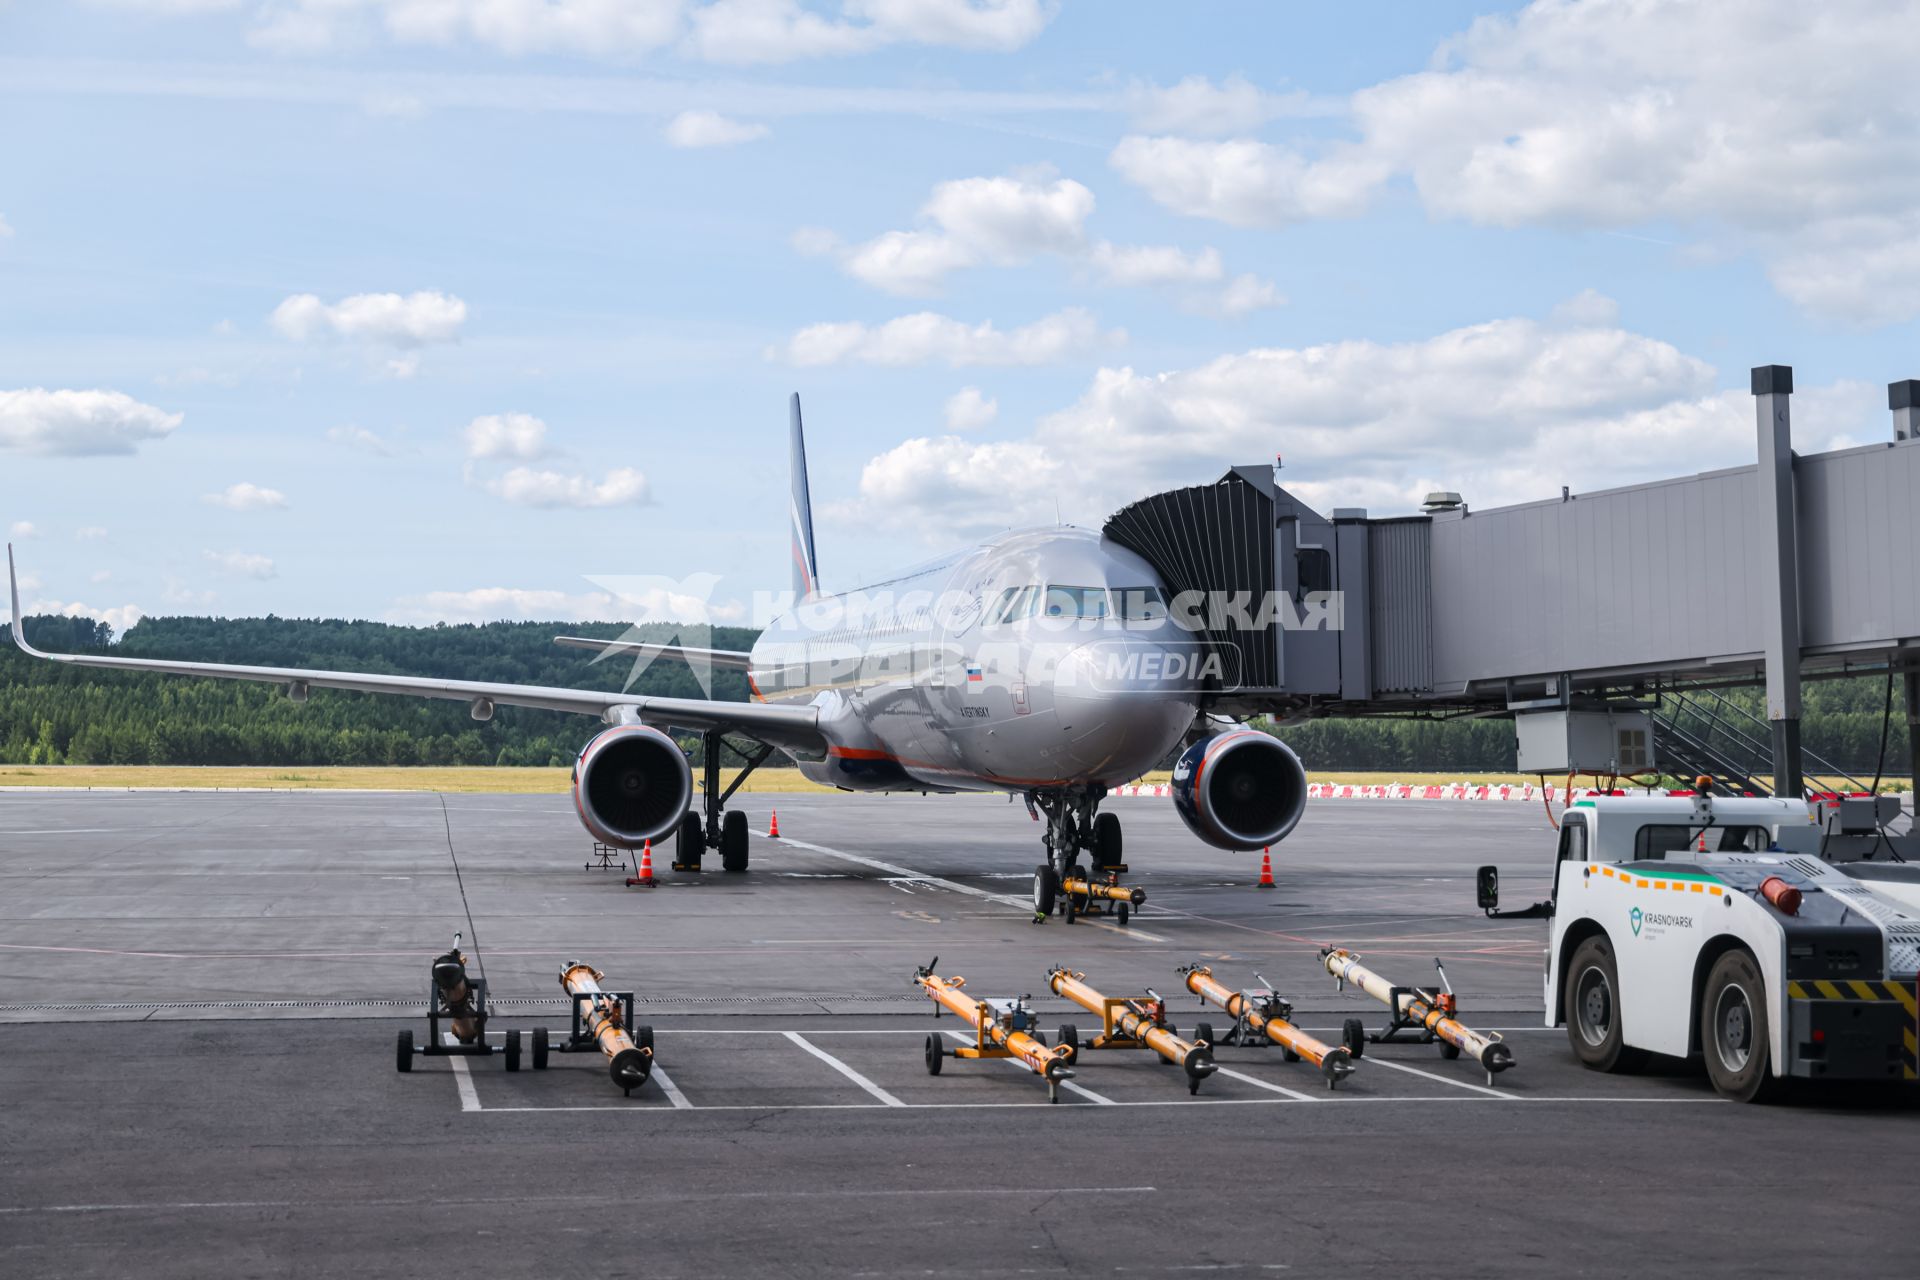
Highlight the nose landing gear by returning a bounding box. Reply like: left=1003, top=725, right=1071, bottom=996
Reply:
left=1028, top=787, right=1137, bottom=924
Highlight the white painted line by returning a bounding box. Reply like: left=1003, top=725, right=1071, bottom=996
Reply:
left=1362, top=1056, right=1514, bottom=1098
left=1210, top=1065, right=1321, bottom=1102
left=448, top=1056, right=481, bottom=1112
left=0, top=1187, right=1162, bottom=1215
left=649, top=1064, right=694, bottom=1110
left=764, top=833, right=1168, bottom=941
left=478, top=1095, right=1725, bottom=1114
left=0, top=828, right=127, bottom=835
left=784, top=1031, right=905, bottom=1107
left=941, top=1029, right=1115, bottom=1105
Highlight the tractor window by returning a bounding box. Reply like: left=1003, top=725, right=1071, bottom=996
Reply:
left=1557, top=815, right=1588, bottom=864
left=1633, top=824, right=1769, bottom=860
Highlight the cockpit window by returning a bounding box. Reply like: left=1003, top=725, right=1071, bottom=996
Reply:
left=1114, top=586, right=1167, bottom=621
left=986, top=586, right=1040, bottom=625
left=1043, top=585, right=1109, bottom=619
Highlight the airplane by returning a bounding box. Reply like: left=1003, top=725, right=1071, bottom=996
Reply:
left=6, top=396, right=1308, bottom=913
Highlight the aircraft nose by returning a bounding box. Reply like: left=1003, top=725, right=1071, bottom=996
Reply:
left=1050, top=639, right=1196, bottom=775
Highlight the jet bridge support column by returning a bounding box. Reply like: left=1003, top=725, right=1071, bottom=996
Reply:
left=1754, top=365, right=1804, bottom=798
left=1892, top=383, right=1920, bottom=800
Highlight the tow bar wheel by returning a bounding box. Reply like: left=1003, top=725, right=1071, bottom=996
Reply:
left=924, top=1033, right=944, bottom=1075
left=395, top=1029, right=414, bottom=1073
left=1700, top=950, right=1782, bottom=1103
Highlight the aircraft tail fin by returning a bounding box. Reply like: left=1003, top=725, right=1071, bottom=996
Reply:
left=789, top=393, right=819, bottom=601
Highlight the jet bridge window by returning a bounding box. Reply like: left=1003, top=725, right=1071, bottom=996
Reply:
left=1632, top=824, right=1769, bottom=860
left=1043, top=585, right=1110, bottom=619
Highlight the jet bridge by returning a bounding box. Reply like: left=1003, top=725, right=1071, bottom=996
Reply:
left=1102, top=368, right=1920, bottom=795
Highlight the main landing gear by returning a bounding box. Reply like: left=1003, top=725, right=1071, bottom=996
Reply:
left=1028, top=786, right=1131, bottom=925
left=674, top=730, right=773, bottom=875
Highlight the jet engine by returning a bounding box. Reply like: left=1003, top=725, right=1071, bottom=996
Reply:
left=1170, top=729, right=1307, bottom=851
left=572, top=724, right=693, bottom=848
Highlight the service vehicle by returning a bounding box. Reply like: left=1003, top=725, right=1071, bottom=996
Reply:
left=1480, top=790, right=1920, bottom=1101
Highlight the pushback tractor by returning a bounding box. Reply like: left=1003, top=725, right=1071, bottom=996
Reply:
left=1480, top=790, right=1920, bottom=1101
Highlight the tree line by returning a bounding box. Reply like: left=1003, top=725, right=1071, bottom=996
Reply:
left=1, top=613, right=1908, bottom=776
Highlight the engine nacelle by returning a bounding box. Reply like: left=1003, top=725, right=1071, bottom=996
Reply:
left=1170, top=729, right=1308, bottom=851
left=572, top=724, right=693, bottom=848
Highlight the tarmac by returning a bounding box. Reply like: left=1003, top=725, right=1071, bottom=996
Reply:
left=1, top=789, right=1915, bottom=1276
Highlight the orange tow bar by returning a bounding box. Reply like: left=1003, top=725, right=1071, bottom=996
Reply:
left=1045, top=966, right=1216, bottom=1094
left=1058, top=872, right=1146, bottom=925
left=914, top=958, right=1076, bottom=1102
left=559, top=961, right=654, bottom=1094
left=1320, top=947, right=1514, bottom=1085
left=1178, top=964, right=1358, bottom=1090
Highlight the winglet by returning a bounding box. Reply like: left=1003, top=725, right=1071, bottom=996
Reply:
left=790, top=393, right=819, bottom=602
left=7, top=543, right=28, bottom=651
left=6, top=544, right=50, bottom=657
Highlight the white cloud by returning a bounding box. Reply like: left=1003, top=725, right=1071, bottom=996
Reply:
left=204, top=549, right=277, bottom=579
left=10, top=521, right=39, bottom=538
left=829, top=435, right=1066, bottom=540
left=683, top=0, right=1054, bottom=65
left=1110, top=1, right=1920, bottom=324
left=203, top=481, right=288, bottom=511
left=384, top=353, right=422, bottom=379
left=75, top=526, right=108, bottom=541
left=1086, top=241, right=1222, bottom=287
left=487, top=466, right=651, bottom=508
left=830, top=171, right=1095, bottom=295
left=463, top=412, right=550, bottom=461
left=776, top=307, right=1119, bottom=367
left=270, top=290, right=467, bottom=345
left=663, top=108, right=770, bottom=147
left=835, top=301, right=1800, bottom=544
left=1125, top=74, right=1328, bottom=137
left=326, top=424, right=398, bottom=455
left=170, top=0, right=1051, bottom=63
left=1207, top=273, right=1283, bottom=318
left=1109, top=135, right=1385, bottom=227
left=0, top=388, right=182, bottom=456
left=943, top=386, right=998, bottom=431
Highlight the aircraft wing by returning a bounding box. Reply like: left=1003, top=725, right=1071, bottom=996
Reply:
left=553, top=635, right=755, bottom=670
left=6, top=548, right=822, bottom=754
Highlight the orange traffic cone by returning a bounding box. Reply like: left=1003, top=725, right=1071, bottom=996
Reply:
left=627, top=839, right=656, bottom=888
left=1696, top=830, right=1707, bottom=853
left=1256, top=848, right=1275, bottom=888
left=768, top=809, right=780, bottom=838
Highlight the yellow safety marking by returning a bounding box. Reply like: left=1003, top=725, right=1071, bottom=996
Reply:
left=1787, top=981, right=1808, bottom=999
left=1709, top=886, right=1723, bottom=896
left=1814, top=980, right=1844, bottom=1000
left=1846, top=981, right=1879, bottom=1000
left=1893, top=985, right=1918, bottom=1016
left=1905, top=1028, right=1918, bottom=1053
left=1690, top=883, right=1705, bottom=893
left=1636, top=878, right=1649, bottom=888
left=1653, top=882, right=1667, bottom=891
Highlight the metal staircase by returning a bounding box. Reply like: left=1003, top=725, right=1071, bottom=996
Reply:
left=1651, top=686, right=1874, bottom=796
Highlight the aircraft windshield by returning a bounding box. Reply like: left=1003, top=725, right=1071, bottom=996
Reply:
left=1114, top=586, right=1167, bottom=621
left=1043, top=585, right=1109, bottom=619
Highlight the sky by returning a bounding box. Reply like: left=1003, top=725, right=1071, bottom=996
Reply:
left=3, top=0, right=1919, bottom=634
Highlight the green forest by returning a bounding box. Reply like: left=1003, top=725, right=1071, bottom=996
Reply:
left=1, top=613, right=1910, bottom=776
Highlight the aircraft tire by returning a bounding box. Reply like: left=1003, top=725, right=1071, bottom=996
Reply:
left=1032, top=864, right=1059, bottom=915
left=1091, top=812, right=1122, bottom=869
left=721, top=810, right=749, bottom=872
